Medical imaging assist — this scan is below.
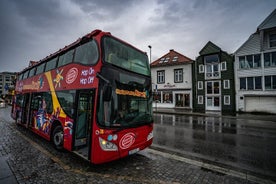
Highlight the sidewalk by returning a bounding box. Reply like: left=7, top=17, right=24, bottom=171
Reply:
left=153, top=107, right=276, bottom=123
left=0, top=157, right=17, bottom=184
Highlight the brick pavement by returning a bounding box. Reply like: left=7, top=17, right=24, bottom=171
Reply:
left=0, top=108, right=274, bottom=184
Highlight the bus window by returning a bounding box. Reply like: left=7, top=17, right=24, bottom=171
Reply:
left=45, top=57, right=58, bottom=72
left=56, top=90, right=75, bottom=117
left=74, top=40, right=98, bottom=65
left=103, top=37, right=150, bottom=76
left=23, top=71, right=29, bottom=79
left=42, top=92, right=53, bottom=114
left=29, top=67, right=36, bottom=77
left=31, top=92, right=53, bottom=114
left=36, top=63, right=46, bottom=75
left=58, top=49, right=74, bottom=68
left=16, top=94, right=23, bottom=107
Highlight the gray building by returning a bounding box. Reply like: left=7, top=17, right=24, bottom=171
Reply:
left=0, top=72, right=16, bottom=102
left=235, top=9, right=276, bottom=114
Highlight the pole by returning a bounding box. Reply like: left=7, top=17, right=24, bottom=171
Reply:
left=148, top=45, right=152, bottom=63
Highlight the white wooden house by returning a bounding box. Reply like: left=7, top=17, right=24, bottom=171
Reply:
left=235, top=9, right=276, bottom=114
left=150, top=49, right=193, bottom=109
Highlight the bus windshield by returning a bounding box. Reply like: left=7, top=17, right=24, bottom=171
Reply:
left=97, top=70, right=153, bottom=128
left=103, top=37, right=150, bottom=76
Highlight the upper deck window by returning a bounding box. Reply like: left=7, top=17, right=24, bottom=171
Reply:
left=74, top=40, right=98, bottom=65
left=45, top=57, right=58, bottom=71
left=103, top=37, right=150, bottom=76
left=58, top=49, right=74, bottom=68
left=36, top=63, right=45, bottom=75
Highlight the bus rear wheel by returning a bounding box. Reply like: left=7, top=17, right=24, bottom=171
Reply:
left=52, top=125, right=64, bottom=150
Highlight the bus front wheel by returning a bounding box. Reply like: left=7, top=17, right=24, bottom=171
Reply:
left=52, top=125, right=64, bottom=150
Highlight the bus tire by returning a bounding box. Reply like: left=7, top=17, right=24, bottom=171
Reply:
left=52, top=125, right=64, bottom=150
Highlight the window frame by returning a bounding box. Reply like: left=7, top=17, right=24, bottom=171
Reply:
left=264, top=52, right=276, bottom=67
left=224, top=95, right=230, bottom=105
left=199, top=64, right=204, bottom=73
left=223, top=80, right=230, bottom=89
left=174, top=68, right=183, bottom=83
left=157, top=70, right=165, bottom=84
left=221, top=61, right=227, bottom=71
left=265, top=75, right=276, bottom=90
left=239, top=54, right=261, bottom=69
left=269, top=33, right=276, bottom=48
left=239, top=76, right=262, bottom=90
left=198, top=95, right=203, bottom=104
left=198, top=81, right=203, bottom=90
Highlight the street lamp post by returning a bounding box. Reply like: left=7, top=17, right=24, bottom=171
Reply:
left=148, top=45, right=152, bottom=63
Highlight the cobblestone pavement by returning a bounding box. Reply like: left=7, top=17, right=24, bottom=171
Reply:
left=0, top=108, right=274, bottom=184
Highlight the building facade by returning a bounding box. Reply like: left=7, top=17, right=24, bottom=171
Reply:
left=193, top=41, right=235, bottom=113
left=235, top=9, right=276, bottom=114
left=151, top=49, right=193, bottom=109
left=0, top=72, right=16, bottom=103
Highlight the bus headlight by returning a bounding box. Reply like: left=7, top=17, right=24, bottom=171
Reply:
left=147, top=131, right=153, bottom=141
left=99, top=137, right=118, bottom=151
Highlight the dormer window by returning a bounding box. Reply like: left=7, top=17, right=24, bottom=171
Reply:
left=159, top=58, right=165, bottom=63
left=172, top=56, right=178, bottom=62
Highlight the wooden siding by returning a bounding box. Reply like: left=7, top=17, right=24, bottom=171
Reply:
left=193, top=45, right=236, bottom=113
left=199, top=41, right=221, bottom=55
left=235, top=34, right=261, bottom=56
left=263, top=29, right=276, bottom=50
left=257, top=9, right=276, bottom=30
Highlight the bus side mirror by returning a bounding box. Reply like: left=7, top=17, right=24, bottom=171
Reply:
left=103, top=85, right=112, bottom=101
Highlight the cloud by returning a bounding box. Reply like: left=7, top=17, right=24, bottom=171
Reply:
left=0, top=0, right=276, bottom=72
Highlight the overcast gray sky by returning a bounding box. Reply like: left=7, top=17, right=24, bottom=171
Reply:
left=0, top=0, right=275, bottom=72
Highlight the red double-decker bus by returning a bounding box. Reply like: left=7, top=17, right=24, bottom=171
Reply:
left=11, top=30, right=153, bottom=164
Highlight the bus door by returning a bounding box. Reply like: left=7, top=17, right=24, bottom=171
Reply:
left=17, top=94, right=31, bottom=126
left=73, top=90, right=94, bottom=160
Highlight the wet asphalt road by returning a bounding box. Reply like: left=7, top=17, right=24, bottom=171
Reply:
left=0, top=106, right=275, bottom=183
left=152, top=114, right=276, bottom=179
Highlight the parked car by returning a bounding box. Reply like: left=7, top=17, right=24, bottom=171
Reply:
left=0, top=99, right=6, bottom=108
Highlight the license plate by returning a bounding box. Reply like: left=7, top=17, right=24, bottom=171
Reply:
left=129, top=148, right=140, bottom=155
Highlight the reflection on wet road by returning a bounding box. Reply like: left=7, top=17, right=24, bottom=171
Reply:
left=153, top=114, right=276, bottom=178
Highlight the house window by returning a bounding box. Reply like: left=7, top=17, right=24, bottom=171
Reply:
left=265, top=75, right=276, bottom=90
left=206, top=81, right=220, bottom=94
left=154, top=91, right=161, bottom=103
left=221, top=61, right=227, bottom=71
left=162, top=91, right=172, bottom=103
left=204, top=54, right=220, bottom=79
left=240, top=78, right=246, bottom=90
left=198, top=96, right=203, bottom=104
left=224, top=95, right=230, bottom=105
left=174, top=69, right=183, bottom=83
left=239, top=77, right=262, bottom=90
left=269, top=33, right=276, bottom=48
left=255, top=77, right=262, bottom=90
left=157, top=70, right=165, bottom=84
left=239, top=54, right=261, bottom=69
left=198, top=81, right=203, bottom=90
left=205, top=64, right=220, bottom=78
left=264, top=52, right=276, bottom=67
left=224, top=80, right=230, bottom=89
left=205, top=54, right=219, bottom=63
left=254, top=54, right=261, bottom=68
left=199, top=65, right=204, bottom=73
left=172, top=56, right=178, bottom=62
